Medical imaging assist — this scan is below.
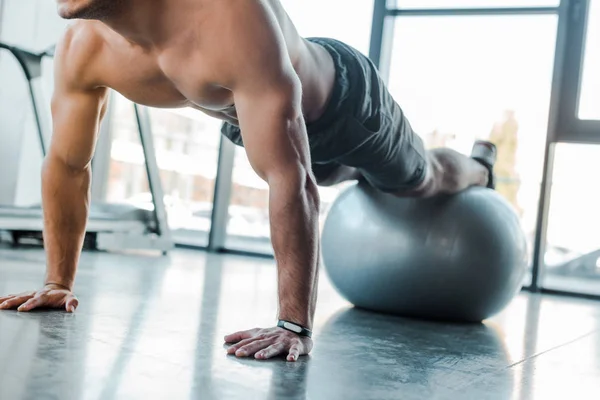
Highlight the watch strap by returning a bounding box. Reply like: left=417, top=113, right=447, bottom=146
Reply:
left=277, top=320, right=312, bottom=338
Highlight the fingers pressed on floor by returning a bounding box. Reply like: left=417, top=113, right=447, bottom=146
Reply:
left=17, top=297, right=42, bottom=312
left=227, top=337, right=257, bottom=354
left=0, top=298, right=13, bottom=306
left=228, top=334, right=267, bottom=352
left=0, top=295, right=16, bottom=303
left=287, top=345, right=301, bottom=362
left=224, top=330, right=256, bottom=344
left=66, top=297, right=79, bottom=312
left=236, top=338, right=276, bottom=357
left=256, top=343, right=285, bottom=360
left=0, top=295, right=34, bottom=309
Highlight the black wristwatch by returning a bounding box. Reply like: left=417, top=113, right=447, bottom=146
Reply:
left=277, top=320, right=313, bottom=338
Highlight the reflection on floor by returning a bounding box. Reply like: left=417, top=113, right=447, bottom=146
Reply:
left=1, top=247, right=600, bottom=400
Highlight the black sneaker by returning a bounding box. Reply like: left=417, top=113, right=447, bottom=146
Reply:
left=471, top=140, right=497, bottom=189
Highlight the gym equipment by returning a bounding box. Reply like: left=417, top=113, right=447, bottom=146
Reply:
left=321, top=181, right=528, bottom=322
left=0, top=42, right=173, bottom=253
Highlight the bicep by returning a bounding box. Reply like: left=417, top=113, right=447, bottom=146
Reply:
left=234, top=80, right=311, bottom=184
left=49, top=86, right=108, bottom=170
left=49, top=22, right=108, bottom=170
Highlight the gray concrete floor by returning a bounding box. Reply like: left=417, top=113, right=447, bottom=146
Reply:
left=1, top=247, right=599, bottom=400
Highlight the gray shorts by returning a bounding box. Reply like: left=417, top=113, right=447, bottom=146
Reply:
left=221, top=37, right=428, bottom=193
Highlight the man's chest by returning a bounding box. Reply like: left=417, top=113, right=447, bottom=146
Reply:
left=102, top=44, right=236, bottom=117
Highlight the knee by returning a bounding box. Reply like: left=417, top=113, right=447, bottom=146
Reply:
left=391, top=158, right=439, bottom=198
left=395, top=150, right=461, bottom=198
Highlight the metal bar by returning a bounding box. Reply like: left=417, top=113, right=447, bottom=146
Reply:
left=175, top=243, right=208, bottom=251
left=533, top=287, right=600, bottom=301
left=530, top=144, right=557, bottom=291
left=555, top=0, right=590, bottom=136
left=554, top=122, right=600, bottom=143
left=387, top=7, right=559, bottom=17
left=207, top=135, right=236, bottom=252
left=1, top=44, right=49, bottom=156
left=530, top=0, right=573, bottom=291
left=369, top=0, right=389, bottom=68
left=134, top=104, right=173, bottom=250
left=26, top=78, right=48, bottom=156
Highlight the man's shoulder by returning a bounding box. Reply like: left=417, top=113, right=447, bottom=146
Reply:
left=54, top=21, right=110, bottom=90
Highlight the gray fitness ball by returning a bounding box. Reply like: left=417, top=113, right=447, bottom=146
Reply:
left=321, top=181, right=528, bottom=322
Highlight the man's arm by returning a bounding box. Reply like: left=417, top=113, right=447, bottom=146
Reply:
left=222, top=1, right=319, bottom=361
left=236, top=81, right=320, bottom=328
left=43, top=66, right=108, bottom=293
left=0, top=24, right=107, bottom=312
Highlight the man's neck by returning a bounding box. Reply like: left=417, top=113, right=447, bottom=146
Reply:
left=101, top=0, right=193, bottom=50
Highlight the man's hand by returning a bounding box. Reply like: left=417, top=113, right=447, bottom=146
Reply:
left=225, top=327, right=313, bottom=362
left=0, top=284, right=78, bottom=313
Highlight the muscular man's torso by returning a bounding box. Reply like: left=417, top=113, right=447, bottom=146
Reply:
left=71, top=0, right=335, bottom=126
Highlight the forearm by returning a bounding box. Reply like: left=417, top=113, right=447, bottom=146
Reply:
left=269, top=175, right=320, bottom=329
left=41, top=156, right=91, bottom=290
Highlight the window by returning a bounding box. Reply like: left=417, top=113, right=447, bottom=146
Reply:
left=387, top=15, right=558, bottom=267
left=225, top=0, right=375, bottom=253
left=106, top=95, right=221, bottom=247
left=579, top=0, right=600, bottom=120
left=280, top=0, right=374, bottom=55
left=225, top=149, right=272, bottom=253
left=543, top=143, right=600, bottom=295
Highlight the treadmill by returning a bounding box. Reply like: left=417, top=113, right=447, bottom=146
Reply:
left=0, top=42, right=173, bottom=253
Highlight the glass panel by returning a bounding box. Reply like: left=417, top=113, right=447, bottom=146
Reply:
left=395, top=0, right=559, bottom=8
left=280, top=0, right=375, bottom=55
left=225, top=149, right=353, bottom=254
left=387, top=15, right=557, bottom=275
left=579, top=0, right=600, bottom=120
left=543, top=143, right=600, bottom=295
left=225, top=150, right=272, bottom=253
left=107, top=94, right=221, bottom=247
left=224, top=0, right=375, bottom=253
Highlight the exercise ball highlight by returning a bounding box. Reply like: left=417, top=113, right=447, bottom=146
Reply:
left=321, top=182, right=528, bottom=322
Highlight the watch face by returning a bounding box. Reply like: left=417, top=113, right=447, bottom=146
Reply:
left=283, top=322, right=302, bottom=333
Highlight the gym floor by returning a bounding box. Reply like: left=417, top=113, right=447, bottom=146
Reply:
left=1, top=247, right=599, bottom=400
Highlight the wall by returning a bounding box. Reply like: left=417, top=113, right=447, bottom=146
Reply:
left=0, top=0, right=67, bottom=206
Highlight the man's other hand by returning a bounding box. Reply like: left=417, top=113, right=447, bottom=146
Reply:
left=225, top=327, right=313, bottom=362
left=0, top=284, right=78, bottom=313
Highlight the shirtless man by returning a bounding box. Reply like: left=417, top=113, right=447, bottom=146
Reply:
left=0, top=0, right=496, bottom=362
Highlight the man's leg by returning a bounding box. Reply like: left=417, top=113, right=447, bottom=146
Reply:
left=401, top=148, right=489, bottom=198
left=304, top=38, right=496, bottom=195
left=315, top=145, right=492, bottom=197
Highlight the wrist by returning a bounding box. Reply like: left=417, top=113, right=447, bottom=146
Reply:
left=44, top=281, right=73, bottom=291
left=277, top=319, right=313, bottom=338
left=278, top=313, right=312, bottom=331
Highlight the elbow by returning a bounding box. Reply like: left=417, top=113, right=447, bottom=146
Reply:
left=42, top=152, right=91, bottom=183
left=269, top=166, right=320, bottom=213
left=44, top=146, right=92, bottom=172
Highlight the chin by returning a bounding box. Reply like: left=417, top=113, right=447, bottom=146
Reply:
left=56, top=0, right=105, bottom=20
left=57, top=4, right=79, bottom=19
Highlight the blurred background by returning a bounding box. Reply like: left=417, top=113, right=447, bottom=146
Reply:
left=0, top=0, right=599, bottom=296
